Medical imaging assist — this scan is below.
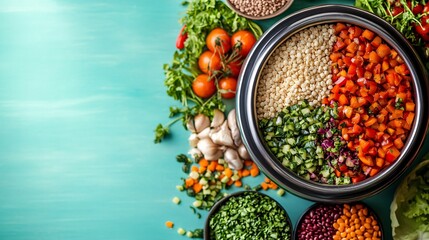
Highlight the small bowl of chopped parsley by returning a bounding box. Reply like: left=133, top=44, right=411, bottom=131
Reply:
left=204, top=191, right=292, bottom=240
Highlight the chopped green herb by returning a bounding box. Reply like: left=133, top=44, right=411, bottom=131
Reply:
left=208, top=192, right=291, bottom=239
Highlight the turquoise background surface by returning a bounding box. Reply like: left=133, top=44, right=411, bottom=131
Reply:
left=0, top=0, right=427, bottom=239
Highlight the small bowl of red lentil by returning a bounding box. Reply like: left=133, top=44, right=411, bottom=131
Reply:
left=226, top=0, right=294, bottom=20
left=295, top=202, right=383, bottom=240
left=236, top=5, right=429, bottom=202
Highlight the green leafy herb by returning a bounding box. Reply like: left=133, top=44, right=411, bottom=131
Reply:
left=390, top=159, right=429, bottom=239
left=154, top=0, right=263, bottom=143
left=208, top=192, right=291, bottom=239
left=176, top=154, right=193, bottom=173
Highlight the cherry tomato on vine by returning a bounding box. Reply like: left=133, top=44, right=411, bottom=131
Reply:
left=224, top=60, right=242, bottom=77
left=218, top=77, right=237, bottom=99
left=231, top=30, right=257, bottom=57
left=424, top=2, right=429, bottom=13
left=192, top=74, right=217, bottom=99
left=415, top=16, right=429, bottom=41
left=198, top=51, right=221, bottom=74
left=206, top=28, right=231, bottom=55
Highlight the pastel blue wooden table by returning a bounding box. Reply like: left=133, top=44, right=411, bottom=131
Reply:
left=1, top=1, right=427, bottom=239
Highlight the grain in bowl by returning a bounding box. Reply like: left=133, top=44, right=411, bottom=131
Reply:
left=257, top=23, right=415, bottom=185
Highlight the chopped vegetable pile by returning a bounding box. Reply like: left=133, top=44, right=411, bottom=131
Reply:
left=154, top=0, right=262, bottom=143
left=355, top=0, right=429, bottom=70
left=390, top=159, right=429, bottom=239
left=259, top=23, right=415, bottom=184
left=208, top=191, right=291, bottom=240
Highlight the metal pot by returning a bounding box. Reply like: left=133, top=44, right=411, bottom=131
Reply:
left=236, top=5, right=429, bottom=202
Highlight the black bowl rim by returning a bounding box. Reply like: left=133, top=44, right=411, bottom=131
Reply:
left=204, top=190, right=293, bottom=240
left=236, top=4, right=429, bottom=202
left=294, top=202, right=384, bottom=240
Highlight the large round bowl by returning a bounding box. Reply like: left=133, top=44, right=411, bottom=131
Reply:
left=236, top=5, right=429, bottom=202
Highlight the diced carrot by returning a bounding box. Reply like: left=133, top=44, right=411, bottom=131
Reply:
left=334, top=23, right=347, bottom=34
left=215, top=165, right=224, bottom=171
left=362, top=29, right=375, bottom=40
left=394, top=138, right=404, bottom=149
left=191, top=166, right=199, bottom=172
left=386, top=127, right=395, bottom=135
left=244, top=160, right=253, bottom=166
left=369, top=167, right=380, bottom=177
left=376, top=44, right=391, bottom=58
left=250, top=167, right=260, bottom=177
left=330, top=52, right=343, bottom=62
left=390, top=109, right=403, bottom=120
left=406, top=112, right=415, bottom=126
left=234, top=180, right=242, bottom=187
left=364, top=117, right=377, bottom=127
left=375, top=157, right=384, bottom=168
left=405, top=102, right=415, bottom=112
left=371, top=36, right=382, bottom=47
left=377, top=148, right=386, bottom=158
left=199, top=166, right=206, bottom=174
left=261, top=182, right=268, bottom=190
left=343, top=106, right=353, bottom=118
left=165, top=221, right=174, bottom=228
left=264, top=177, right=270, bottom=183
left=227, top=179, right=234, bottom=186
left=346, top=42, right=358, bottom=53
left=224, top=168, right=233, bottom=178
left=185, top=178, right=194, bottom=188
left=394, top=64, right=410, bottom=75
left=199, top=158, right=209, bottom=167
left=388, top=119, right=404, bottom=128
left=269, top=182, right=278, bottom=190
left=359, top=154, right=374, bottom=166
left=241, top=169, right=250, bottom=177
left=339, top=94, right=349, bottom=106
left=193, top=182, right=203, bottom=193
left=208, top=161, right=217, bottom=172
left=369, top=51, right=381, bottom=63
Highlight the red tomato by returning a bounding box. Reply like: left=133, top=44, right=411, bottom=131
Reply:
left=391, top=6, right=404, bottom=16
left=415, top=16, right=429, bottom=41
left=224, top=60, right=242, bottom=77
left=231, top=30, right=257, bottom=57
left=192, top=74, right=216, bottom=98
left=176, top=25, right=187, bottom=50
left=206, top=28, right=231, bottom=55
left=424, top=2, right=429, bottom=13
left=218, top=77, right=237, bottom=99
left=198, top=51, right=221, bottom=74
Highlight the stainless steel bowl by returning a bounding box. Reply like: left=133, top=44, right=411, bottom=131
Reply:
left=236, top=5, right=429, bottom=202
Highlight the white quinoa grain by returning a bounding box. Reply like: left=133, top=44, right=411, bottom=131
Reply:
left=256, top=24, right=336, bottom=119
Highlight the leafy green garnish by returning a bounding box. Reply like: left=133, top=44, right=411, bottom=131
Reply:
left=390, top=159, right=429, bottom=239
left=154, top=0, right=263, bottom=143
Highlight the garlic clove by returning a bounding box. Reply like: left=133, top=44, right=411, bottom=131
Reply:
left=227, top=109, right=242, bottom=147
left=238, top=144, right=251, bottom=160
left=194, top=114, right=210, bottom=133
left=197, top=127, right=210, bottom=139
left=211, top=109, right=225, bottom=128
left=188, top=133, right=199, bottom=147
left=186, top=118, right=196, bottom=133
left=224, top=148, right=243, bottom=170
left=210, top=121, right=234, bottom=147
left=197, top=138, right=222, bottom=161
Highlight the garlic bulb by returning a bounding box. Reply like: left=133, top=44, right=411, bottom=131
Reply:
left=197, top=138, right=222, bottom=161
left=224, top=148, right=243, bottom=170
left=197, top=127, right=210, bottom=139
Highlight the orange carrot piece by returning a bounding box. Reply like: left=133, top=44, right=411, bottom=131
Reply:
left=242, top=169, right=250, bottom=177
left=261, top=182, right=269, bottom=190
left=193, top=182, right=203, bottom=193
left=405, top=102, right=415, bottom=112
left=394, top=138, right=404, bottom=149
left=376, top=44, right=391, bottom=58
left=250, top=167, right=260, bottom=177
left=215, top=165, right=224, bottom=171
left=244, top=160, right=253, bottom=166
left=165, top=221, right=174, bottom=228
left=362, top=29, right=375, bottom=40
left=224, top=168, right=233, bottom=178
left=191, top=166, right=198, bottom=172
left=199, top=158, right=209, bottom=167
left=234, top=180, right=242, bottom=187
left=207, top=161, right=217, bottom=172
left=185, top=178, right=194, bottom=188
left=199, top=166, right=206, bottom=174
left=264, top=177, right=270, bottom=183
